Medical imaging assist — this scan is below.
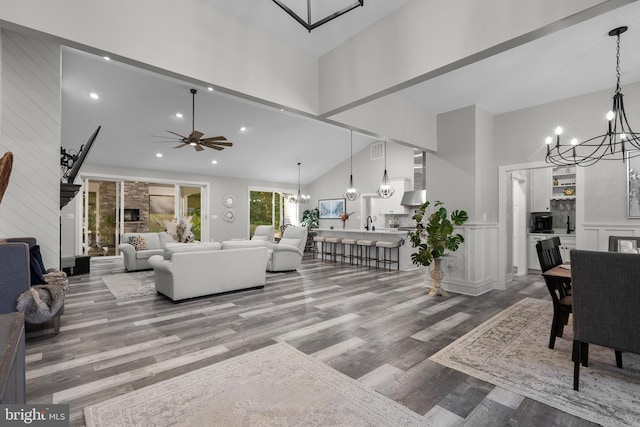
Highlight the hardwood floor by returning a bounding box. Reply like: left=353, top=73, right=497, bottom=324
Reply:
left=25, top=255, right=596, bottom=426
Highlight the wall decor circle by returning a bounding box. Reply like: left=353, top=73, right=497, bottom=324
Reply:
left=222, top=194, right=235, bottom=208
left=223, top=209, right=236, bottom=223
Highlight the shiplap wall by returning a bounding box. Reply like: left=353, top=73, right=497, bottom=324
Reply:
left=0, top=30, right=61, bottom=268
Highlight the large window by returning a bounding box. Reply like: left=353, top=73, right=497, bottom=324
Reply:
left=82, top=178, right=206, bottom=256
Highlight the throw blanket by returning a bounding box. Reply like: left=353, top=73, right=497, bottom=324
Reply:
left=17, top=285, right=65, bottom=324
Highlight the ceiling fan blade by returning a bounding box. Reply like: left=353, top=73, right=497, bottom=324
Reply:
left=166, top=130, right=188, bottom=139
left=194, top=143, right=204, bottom=152
left=211, top=141, right=233, bottom=147
left=189, top=130, right=204, bottom=140
left=173, top=143, right=188, bottom=149
left=201, top=136, right=227, bottom=142
left=203, top=144, right=224, bottom=151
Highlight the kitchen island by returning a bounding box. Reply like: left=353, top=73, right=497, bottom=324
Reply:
left=314, top=228, right=415, bottom=271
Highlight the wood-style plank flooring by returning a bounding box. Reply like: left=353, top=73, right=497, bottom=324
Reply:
left=25, top=255, right=596, bottom=426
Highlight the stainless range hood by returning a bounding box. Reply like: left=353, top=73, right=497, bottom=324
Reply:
left=400, top=150, right=427, bottom=207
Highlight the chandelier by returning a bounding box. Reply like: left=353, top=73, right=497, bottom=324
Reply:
left=545, top=26, right=640, bottom=167
left=376, top=140, right=395, bottom=199
left=344, top=130, right=360, bottom=201
left=288, top=162, right=310, bottom=204
left=272, top=0, right=364, bottom=32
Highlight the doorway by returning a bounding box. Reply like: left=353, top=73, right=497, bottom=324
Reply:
left=512, top=175, right=527, bottom=275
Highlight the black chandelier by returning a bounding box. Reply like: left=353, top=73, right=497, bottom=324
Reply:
left=545, top=26, right=640, bottom=167
left=272, top=0, right=364, bottom=32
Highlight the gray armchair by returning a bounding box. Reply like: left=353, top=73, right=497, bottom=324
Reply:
left=570, top=249, right=640, bottom=390
left=265, top=226, right=307, bottom=272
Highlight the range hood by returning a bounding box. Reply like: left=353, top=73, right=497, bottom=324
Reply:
left=400, top=150, right=427, bottom=207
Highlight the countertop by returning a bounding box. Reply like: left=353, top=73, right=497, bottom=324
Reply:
left=316, top=228, right=408, bottom=235
left=528, top=231, right=576, bottom=237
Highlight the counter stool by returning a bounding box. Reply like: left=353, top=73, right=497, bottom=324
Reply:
left=341, top=238, right=358, bottom=265
left=376, top=240, right=400, bottom=271
left=324, top=237, right=342, bottom=262
left=356, top=239, right=378, bottom=269
left=312, top=235, right=326, bottom=260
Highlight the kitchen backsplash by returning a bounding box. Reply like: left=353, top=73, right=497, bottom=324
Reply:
left=550, top=199, right=576, bottom=233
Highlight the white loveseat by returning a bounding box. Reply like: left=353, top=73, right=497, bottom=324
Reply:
left=148, top=243, right=269, bottom=301
left=118, top=232, right=177, bottom=272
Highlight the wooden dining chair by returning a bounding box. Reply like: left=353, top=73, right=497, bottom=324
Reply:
left=537, top=238, right=572, bottom=349
left=570, top=249, right=640, bottom=391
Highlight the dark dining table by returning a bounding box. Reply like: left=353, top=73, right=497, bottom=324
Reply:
left=542, top=262, right=572, bottom=280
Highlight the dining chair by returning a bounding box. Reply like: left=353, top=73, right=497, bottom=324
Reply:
left=570, top=249, right=640, bottom=391
left=608, top=235, right=640, bottom=253
left=537, top=238, right=572, bottom=349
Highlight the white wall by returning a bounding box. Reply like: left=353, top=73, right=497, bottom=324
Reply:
left=0, top=30, right=61, bottom=268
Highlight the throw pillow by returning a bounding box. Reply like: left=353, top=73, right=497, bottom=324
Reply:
left=163, top=219, right=178, bottom=240
left=29, top=250, right=47, bottom=285
left=129, top=235, right=148, bottom=251
left=279, top=238, right=300, bottom=248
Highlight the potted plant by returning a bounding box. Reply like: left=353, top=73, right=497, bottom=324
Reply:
left=407, top=200, right=468, bottom=296
left=300, top=208, right=319, bottom=229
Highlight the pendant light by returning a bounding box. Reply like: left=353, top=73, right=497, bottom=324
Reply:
left=377, top=140, right=395, bottom=199
left=288, top=162, right=310, bottom=204
left=344, top=130, right=360, bottom=201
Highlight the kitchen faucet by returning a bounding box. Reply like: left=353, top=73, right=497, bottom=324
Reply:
left=365, top=216, right=373, bottom=231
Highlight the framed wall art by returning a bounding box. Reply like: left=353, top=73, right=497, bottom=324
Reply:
left=627, top=151, right=640, bottom=218
left=318, top=198, right=345, bottom=219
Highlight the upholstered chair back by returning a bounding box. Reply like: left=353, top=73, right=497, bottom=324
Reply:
left=252, top=225, right=275, bottom=242
left=280, top=226, right=308, bottom=252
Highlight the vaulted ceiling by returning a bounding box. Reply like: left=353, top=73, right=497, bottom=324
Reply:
left=61, top=0, right=640, bottom=185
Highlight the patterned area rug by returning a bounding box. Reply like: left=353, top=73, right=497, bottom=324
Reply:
left=84, top=342, right=429, bottom=426
left=101, top=271, right=156, bottom=300
left=430, top=297, right=640, bottom=426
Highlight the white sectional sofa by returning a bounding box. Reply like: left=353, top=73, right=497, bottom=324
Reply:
left=148, top=243, right=269, bottom=301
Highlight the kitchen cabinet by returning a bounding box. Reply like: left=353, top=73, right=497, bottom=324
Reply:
left=558, top=235, right=576, bottom=261
left=531, top=167, right=552, bottom=211
left=371, top=179, right=410, bottom=215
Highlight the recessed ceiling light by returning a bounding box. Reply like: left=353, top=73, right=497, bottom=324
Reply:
left=207, top=87, right=214, bottom=91
left=156, top=153, right=163, bottom=158
left=175, top=113, right=183, bottom=118
left=103, top=56, right=110, bottom=61
left=89, top=92, right=99, bottom=100
left=280, top=109, right=284, bottom=112
left=240, top=126, right=247, bottom=132
left=211, top=160, right=218, bottom=165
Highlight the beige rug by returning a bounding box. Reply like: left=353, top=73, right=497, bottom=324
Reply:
left=84, top=342, right=429, bottom=426
left=102, top=271, right=156, bottom=300
left=430, top=297, right=640, bottom=427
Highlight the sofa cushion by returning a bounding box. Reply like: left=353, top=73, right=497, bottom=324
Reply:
left=251, top=235, right=269, bottom=241
left=129, top=235, right=148, bottom=251
left=279, top=238, right=300, bottom=248
left=221, top=240, right=267, bottom=250
left=135, top=249, right=163, bottom=260
left=163, top=242, right=221, bottom=259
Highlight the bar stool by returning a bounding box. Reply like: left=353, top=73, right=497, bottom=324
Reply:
left=324, top=237, right=342, bottom=262
left=312, top=235, right=325, bottom=260
left=341, top=238, right=358, bottom=265
left=356, top=239, right=377, bottom=268
left=376, top=240, right=401, bottom=271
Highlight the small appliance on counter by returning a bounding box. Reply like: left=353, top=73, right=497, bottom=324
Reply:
left=531, top=212, right=553, bottom=233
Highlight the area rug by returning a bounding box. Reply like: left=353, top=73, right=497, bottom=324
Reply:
left=101, top=271, right=156, bottom=300
left=430, top=297, right=640, bottom=426
left=84, top=342, right=429, bottom=426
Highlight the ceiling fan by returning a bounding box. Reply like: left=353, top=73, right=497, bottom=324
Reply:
left=157, top=88, right=233, bottom=152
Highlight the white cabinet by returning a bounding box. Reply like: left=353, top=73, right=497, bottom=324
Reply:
left=559, top=235, right=576, bottom=261
left=531, top=167, right=552, bottom=211
left=528, top=234, right=553, bottom=271
left=371, top=179, right=410, bottom=215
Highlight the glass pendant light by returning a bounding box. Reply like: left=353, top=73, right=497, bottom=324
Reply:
left=344, top=130, right=360, bottom=201
left=376, top=140, right=395, bottom=199
left=288, top=162, right=310, bottom=204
